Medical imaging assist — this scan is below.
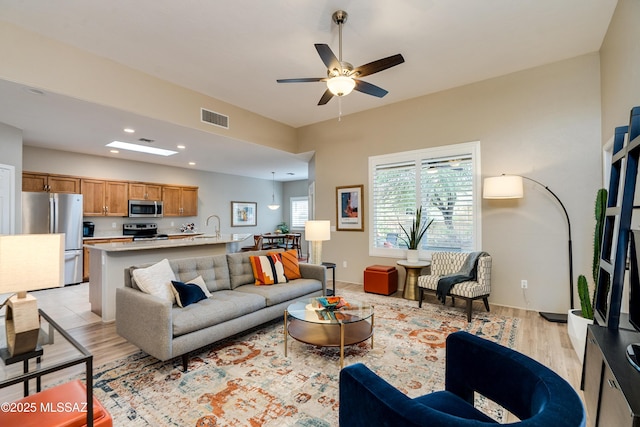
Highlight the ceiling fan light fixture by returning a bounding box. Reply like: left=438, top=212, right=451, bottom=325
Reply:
left=327, top=76, right=355, bottom=97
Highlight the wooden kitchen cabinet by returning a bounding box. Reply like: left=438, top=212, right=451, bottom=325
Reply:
left=81, top=179, right=129, bottom=216
left=83, top=237, right=132, bottom=281
left=162, top=186, right=198, bottom=216
left=581, top=324, right=640, bottom=427
left=129, top=182, right=162, bottom=200
left=23, top=172, right=80, bottom=193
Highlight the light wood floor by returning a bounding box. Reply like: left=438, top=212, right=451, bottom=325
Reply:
left=1, top=281, right=584, bottom=419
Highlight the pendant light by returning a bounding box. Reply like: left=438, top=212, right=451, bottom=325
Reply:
left=268, top=172, right=280, bottom=210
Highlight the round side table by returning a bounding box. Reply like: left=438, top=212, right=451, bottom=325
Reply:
left=396, top=260, right=431, bottom=300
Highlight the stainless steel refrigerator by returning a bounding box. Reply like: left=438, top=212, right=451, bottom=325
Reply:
left=22, top=192, right=84, bottom=285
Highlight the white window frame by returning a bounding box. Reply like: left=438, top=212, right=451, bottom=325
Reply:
left=368, top=141, right=482, bottom=259
left=290, top=196, right=309, bottom=230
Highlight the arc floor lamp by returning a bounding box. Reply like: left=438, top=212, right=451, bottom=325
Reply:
left=483, top=174, right=573, bottom=323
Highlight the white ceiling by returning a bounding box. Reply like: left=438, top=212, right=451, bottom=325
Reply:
left=0, top=0, right=618, bottom=181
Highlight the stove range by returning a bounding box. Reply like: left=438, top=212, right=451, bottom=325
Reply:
left=123, top=223, right=169, bottom=241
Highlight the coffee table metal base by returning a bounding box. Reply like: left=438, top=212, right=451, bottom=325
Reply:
left=284, top=312, right=374, bottom=369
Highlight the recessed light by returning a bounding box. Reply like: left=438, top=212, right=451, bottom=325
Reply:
left=106, top=141, right=177, bottom=156
left=188, top=162, right=196, bottom=166
left=124, top=128, right=135, bottom=133
left=177, top=144, right=186, bottom=149
left=110, top=149, right=119, bottom=154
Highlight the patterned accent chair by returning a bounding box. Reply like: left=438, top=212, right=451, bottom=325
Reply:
left=417, top=252, right=492, bottom=322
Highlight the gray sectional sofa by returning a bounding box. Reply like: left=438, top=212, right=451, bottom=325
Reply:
left=115, top=249, right=326, bottom=370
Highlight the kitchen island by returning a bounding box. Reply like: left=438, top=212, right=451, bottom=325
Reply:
left=85, top=234, right=251, bottom=322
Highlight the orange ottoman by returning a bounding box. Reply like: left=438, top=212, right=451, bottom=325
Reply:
left=364, top=265, right=398, bottom=295
left=0, top=379, right=112, bottom=427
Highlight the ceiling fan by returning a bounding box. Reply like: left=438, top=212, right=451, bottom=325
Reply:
left=277, top=10, right=405, bottom=106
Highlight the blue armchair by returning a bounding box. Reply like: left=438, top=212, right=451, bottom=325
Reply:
left=339, top=331, right=585, bottom=426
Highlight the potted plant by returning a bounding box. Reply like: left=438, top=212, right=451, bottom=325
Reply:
left=568, top=188, right=606, bottom=362
left=399, top=206, right=433, bottom=263
left=276, top=222, right=289, bottom=234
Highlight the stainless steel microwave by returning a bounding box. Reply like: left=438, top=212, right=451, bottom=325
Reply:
left=128, top=200, right=163, bottom=218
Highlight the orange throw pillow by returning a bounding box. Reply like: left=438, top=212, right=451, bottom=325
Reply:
left=270, top=250, right=301, bottom=280
left=250, top=254, right=287, bottom=285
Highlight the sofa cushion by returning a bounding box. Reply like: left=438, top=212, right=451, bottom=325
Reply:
left=171, top=280, right=207, bottom=308
left=172, top=290, right=266, bottom=337
left=234, top=278, right=322, bottom=306
left=169, top=255, right=231, bottom=292
left=227, top=249, right=283, bottom=289
left=270, top=250, right=301, bottom=280
left=250, top=254, right=287, bottom=285
left=131, top=258, right=177, bottom=303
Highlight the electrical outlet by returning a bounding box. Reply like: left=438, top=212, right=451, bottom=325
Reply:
left=170, top=221, right=174, bottom=227
left=112, top=222, right=117, bottom=229
left=521, top=280, right=528, bottom=289
left=343, top=261, right=347, bottom=268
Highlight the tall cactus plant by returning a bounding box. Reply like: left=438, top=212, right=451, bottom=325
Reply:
left=578, top=275, right=593, bottom=320
left=592, top=188, right=607, bottom=285
left=579, top=188, right=607, bottom=319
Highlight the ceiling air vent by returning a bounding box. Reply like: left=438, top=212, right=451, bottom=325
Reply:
left=201, top=108, right=229, bottom=129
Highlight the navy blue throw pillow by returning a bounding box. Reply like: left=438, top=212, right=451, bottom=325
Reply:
left=171, top=280, right=207, bottom=307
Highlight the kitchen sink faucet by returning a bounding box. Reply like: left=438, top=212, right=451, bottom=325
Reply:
left=206, top=214, right=221, bottom=239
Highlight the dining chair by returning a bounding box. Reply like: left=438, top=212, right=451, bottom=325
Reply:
left=292, top=233, right=302, bottom=259
left=241, top=234, right=263, bottom=251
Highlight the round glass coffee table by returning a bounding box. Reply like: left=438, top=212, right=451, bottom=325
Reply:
left=284, top=297, right=374, bottom=368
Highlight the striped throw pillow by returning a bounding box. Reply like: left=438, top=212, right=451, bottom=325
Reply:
left=270, top=250, right=301, bottom=280
left=249, top=254, right=287, bottom=285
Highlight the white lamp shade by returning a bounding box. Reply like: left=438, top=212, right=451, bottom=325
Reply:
left=483, top=175, right=524, bottom=199
left=326, top=76, right=356, bottom=97
left=0, top=234, right=64, bottom=294
left=305, top=220, right=331, bottom=241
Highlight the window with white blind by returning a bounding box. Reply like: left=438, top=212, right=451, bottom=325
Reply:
left=368, top=141, right=481, bottom=258
left=290, top=196, right=309, bottom=230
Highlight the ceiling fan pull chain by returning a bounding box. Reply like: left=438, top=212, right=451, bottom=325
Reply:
left=338, top=97, right=343, bottom=121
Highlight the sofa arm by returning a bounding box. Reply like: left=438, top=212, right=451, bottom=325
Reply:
left=116, top=287, right=173, bottom=361
left=298, top=263, right=327, bottom=294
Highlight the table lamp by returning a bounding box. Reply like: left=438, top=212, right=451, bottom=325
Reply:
left=0, top=233, right=64, bottom=356
left=483, top=174, right=573, bottom=323
left=305, top=220, right=331, bottom=265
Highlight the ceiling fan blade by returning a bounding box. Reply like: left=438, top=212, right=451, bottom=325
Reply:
left=318, top=88, right=334, bottom=105
left=315, top=44, right=341, bottom=72
left=352, top=54, right=405, bottom=78
left=277, top=77, right=326, bottom=83
left=354, top=79, right=388, bottom=98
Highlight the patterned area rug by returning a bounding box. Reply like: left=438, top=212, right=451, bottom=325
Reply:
left=92, top=291, right=519, bottom=426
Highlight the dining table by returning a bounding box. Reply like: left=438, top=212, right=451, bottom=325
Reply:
left=261, top=233, right=292, bottom=249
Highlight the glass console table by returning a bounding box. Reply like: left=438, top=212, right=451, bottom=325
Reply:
left=0, top=309, right=95, bottom=426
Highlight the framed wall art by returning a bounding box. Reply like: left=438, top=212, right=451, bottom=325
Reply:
left=336, top=185, right=364, bottom=231
left=231, top=201, right=257, bottom=227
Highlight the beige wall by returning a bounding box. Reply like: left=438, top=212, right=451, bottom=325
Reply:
left=298, top=54, right=602, bottom=313
left=0, top=21, right=297, bottom=154
left=600, top=0, right=640, bottom=140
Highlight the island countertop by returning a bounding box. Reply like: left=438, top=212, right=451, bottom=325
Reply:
left=84, top=233, right=251, bottom=252
left=86, top=233, right=251, bottom=322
